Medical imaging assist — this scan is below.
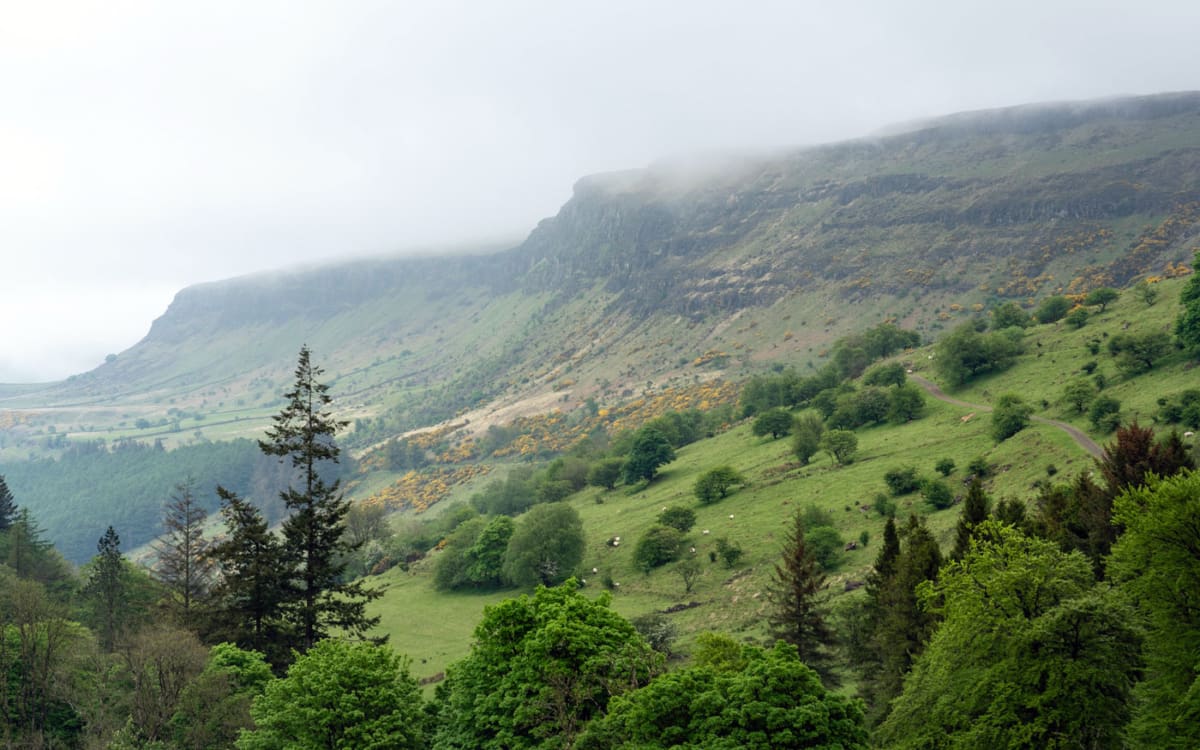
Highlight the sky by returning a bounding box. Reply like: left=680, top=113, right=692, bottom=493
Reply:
left=3, top=1, right=1200, bottom=383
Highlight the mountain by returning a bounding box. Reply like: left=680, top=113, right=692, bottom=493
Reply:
left=2, top=91, right=1200, bottom=560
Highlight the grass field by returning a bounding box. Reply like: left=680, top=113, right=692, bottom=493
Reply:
left=368, top=273, right=1197, bottom=688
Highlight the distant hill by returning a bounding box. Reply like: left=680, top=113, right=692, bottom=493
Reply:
left=2, top=91, right=1199, bottom=560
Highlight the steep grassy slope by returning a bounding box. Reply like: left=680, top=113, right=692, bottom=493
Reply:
left=369, top=276, right=1197, bottom=686
left=3, top=91, right=1199, bottom=562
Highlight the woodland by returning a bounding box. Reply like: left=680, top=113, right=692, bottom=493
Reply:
left=4, top=94, right=1200, bottom=748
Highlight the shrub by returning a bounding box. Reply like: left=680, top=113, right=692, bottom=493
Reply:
left=884, top=466, right=922, bottom=495
left=658, top=506, right=697, bottom=533
left=934, top=458, right=956, bottom=477
left=715, top=537, right=743, bottom=568
left=922, top=478, right=955, bottom=510
left=991, top=394, right=1033, bottom=442
left=1064, top=308, right=1089, bottom=329
left=800, top=504, right=835, bottom=529
left=805, top=525, right=845, bottom=570
left=633, top=525, right=685, bottom=572
left=752, top=408, right=795, bottom=439
left=586, top=458, right=624, bottom=490
left=1034, top=295, right=1071, bottom=324
left=967, top=456, right=992, bottom=478
left=872, top=492, right=897, bottom=517
left=1089, top=395, right=1122, bottom=433
left=630, top=612, right=677, bottom=655
left=820, top=429, right=858, bottom=464
left=791, top=413, right=825, bottom=465
left=693, top=465, right=745, bottom=504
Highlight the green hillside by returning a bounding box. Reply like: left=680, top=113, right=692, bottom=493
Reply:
left=369, top=274, right=1197, bottom=686
left=3, top=91, right=1200, bottom=563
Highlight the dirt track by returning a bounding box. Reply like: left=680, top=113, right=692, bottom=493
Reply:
left=909, top=374, right=1104, bottom=459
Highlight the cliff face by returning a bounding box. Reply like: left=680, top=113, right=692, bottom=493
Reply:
left=30, top=92, right=1200, bottom=414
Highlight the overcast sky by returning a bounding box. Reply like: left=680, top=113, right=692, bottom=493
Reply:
left=3, top=1, right=1199, bottom=382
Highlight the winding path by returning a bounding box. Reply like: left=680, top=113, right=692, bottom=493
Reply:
left=909, top=374, right=1104, bottom=459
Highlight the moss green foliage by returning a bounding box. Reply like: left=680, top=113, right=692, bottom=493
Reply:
left=804, top=525, right=844, bottom=571
left=1108, top=330, right=1173, bottom=375
left=751, top=407, right=794, bottom=439
left=878, top=524, right=1140, bottom=749
left=934, top=457, right=955, bottom=477
left=238, top=639, right=424, bottom=750
left=790, top=413, right=824, bottom=465
left=623, top=426, right=676, bottom=484
left=692, top=465, right=745, bottom=504
left=1110, top=470, right=1200, bottom=748
left=830, top=386, right=891, bottom=429
left=501, top=502, right=584, bottom=588
left=920, top=478, right=955, bottom=510
left=1156, top=387, right=1200, bottom=428
left=1088, top=394, right=1122, bottom=432
left=657, top=506, right=696, bottom=533
left=1064, top=307, right=1088, bottom=329
left=990, top=393, right=1032, bottom=441
left=633, top=525, right=685, bottom=573
left=1084, top=286, right=1119, bottom=311
left=586, top=457, right=624, bottom=490
left=435, top=515, right=515, bottom=591
left=1174, top=251, right=1200, bottom=354
left=883, top=466, right=921, bottom=495
left=819, top=429, right=858, bottom=464
left=1061, top=377, right=1096, bottom=413
left=863, top=362, right=907, bottom=387
left=886, top=383, right=926, bottom=424
left=434, top=583, right=662, bottom=749
left=990, top=301, right=1031, bottom=329
left=934, top=323, right=1023, bottom=387
left=1034, top=294, right=1072, bottom=324
left=714, top=537, right=743, bottom=568
left=576, top=642, right=868, bottom=750
left=172, top=643, right=273, bottom=750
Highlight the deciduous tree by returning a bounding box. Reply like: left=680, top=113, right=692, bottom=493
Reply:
left=238, top=639, right=425, bottom=750
left=502, top=502, right=584, bottom=588
left=434, top=582, right=661, bottom=749
left=622, top=426, right=676, bottom=484
left=576, top=642, right=868, bottom=750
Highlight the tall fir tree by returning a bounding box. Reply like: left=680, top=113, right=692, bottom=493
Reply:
left=259, top=345, right=380, bottom=651
left=152, top=477, right=214, bottom=620
left=862, top=515, right=943, bottom=724
left=84, top=526, right=128, bottom=651
left=0, top=473, right=16, bottom=531
left=950, top=477, right=990, bottom=560
left=843, top=515, right=901, bottom=699
left=207, top=486, right=292, bottom=668
left=766, top=511, right=839, bottom=684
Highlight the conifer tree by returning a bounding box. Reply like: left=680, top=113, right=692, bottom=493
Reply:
left=207, top=487, right=291, bottom=667
left=766, top=511, right=838, bottom=684
left=152, top=477, right=213, bottom=620
left=950, top=477, right=990, bottom=560
left=0, top=474, right=16, bottom=532
left=862, top=515, right=942, bottom=724
left=259, top=346, right=380, bottom=651
left=85, top=526, right=128, bottom=651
